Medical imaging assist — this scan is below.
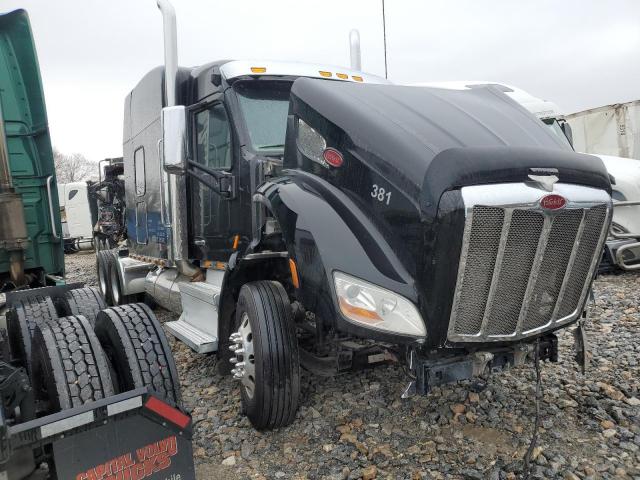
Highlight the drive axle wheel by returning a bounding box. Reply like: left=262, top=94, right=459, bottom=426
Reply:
left=95, top=303, right=182, bottom=406
left=231, top=281, right=300, bottom=430
left=96, top=250, right=114, bottom=305
left=6, top=296, right=58, bottom=375
left=31, top=315, right=114, bottom=412
left=108, top=254, right=136, bottom=306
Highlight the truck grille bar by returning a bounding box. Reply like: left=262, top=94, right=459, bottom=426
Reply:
left=447, top=183, right=611, bottom=343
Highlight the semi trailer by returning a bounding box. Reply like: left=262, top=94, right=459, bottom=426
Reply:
left=0, top=9, right=194, bottom=479
left=95, top=0, right=614, bottom=430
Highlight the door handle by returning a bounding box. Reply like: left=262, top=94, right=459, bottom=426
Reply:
left=46, top=175, right=60, bottom=241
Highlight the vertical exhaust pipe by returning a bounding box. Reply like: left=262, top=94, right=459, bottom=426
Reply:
left=349, top=29, right=361, bottom=71
left=156, top=0, right=177, bottom=107
left=155, top=0, right=200, bottom=279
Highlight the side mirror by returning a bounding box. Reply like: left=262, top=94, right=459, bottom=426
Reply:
left=559, top=120, right=573, bottom=147
left=161, top=106, right=187, bottom=173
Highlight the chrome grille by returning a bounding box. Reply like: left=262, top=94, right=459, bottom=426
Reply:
left=448, top=183, right=610, bottom=343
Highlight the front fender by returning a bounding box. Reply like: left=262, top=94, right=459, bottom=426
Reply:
left=258, top=172, right=419, bottom=343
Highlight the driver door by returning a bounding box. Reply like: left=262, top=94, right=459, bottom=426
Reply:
left=189, top=102, right=234, bottom=260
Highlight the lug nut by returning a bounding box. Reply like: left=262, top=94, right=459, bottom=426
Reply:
left=236, top=362, right=246, bottom=368
left=230, top=358, right=238, bottom=364
left=229, top=345, right=239, bottom=352
left=235, top=348, right=245, bottom=355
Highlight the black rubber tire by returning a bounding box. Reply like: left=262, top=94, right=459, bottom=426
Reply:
left=108, top=253, right=137, bottom=306
left=94, top=303, right=182, bottom=406
left=96, top=250, right=114, bottom=305
left=31, top=315, right=114, bottom=412
left=6, top=296, right=58, bottom=374
left=56, top=287, right=107, bottom=327
left=235, top=281, right=300, bottom=430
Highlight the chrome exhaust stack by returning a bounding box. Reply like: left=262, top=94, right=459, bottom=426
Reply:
left=155, top=0, right=200, bottom=279
left=349, top=29, right=362, bottom=71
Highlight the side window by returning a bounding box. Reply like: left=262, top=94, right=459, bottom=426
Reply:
left=68, top=189, right=78, bottom=201
left=195, top=103, right=232, bottom=169
left=134, top=147, right=145, bottom=196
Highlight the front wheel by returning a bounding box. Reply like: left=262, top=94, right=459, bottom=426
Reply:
left=231, top=281, right=300, bottom=430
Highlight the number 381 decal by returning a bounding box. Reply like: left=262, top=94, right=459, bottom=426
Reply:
left=371, top=184, right=392, bottom=205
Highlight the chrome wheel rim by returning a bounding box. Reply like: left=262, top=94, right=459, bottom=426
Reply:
left=229, top=312, right=256, bottom=399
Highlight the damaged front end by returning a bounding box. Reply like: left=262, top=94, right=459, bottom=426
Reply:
left=263, top=78, right=611, bottom=395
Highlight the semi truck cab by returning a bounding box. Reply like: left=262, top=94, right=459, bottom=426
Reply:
left=99, top=1, right=613, bottom=430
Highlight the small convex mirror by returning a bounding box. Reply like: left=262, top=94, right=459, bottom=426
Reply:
left=161, top=106, right=187, bottom=173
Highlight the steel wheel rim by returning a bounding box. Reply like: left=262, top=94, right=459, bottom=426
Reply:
left=231, top=312, right=256, bottom=399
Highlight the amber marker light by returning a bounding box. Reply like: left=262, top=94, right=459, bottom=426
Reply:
left=336, top=73, right=348, bottom=79
left=352, top=75, right=363, bottom=82
left=232, top=235, right=240, bottom=250
left=319, top=71, right=332, bottom=77
left=250, top=67, right=266, bottom=73
left=289, top=259, right=300, bottom=288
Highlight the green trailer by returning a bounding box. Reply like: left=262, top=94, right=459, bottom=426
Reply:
left=0, top=9, right=63, bottom=291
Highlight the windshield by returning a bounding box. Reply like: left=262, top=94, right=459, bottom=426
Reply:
left=234, top=81, right=292, bottom=154
left=543, top=118, right=572, bottom=149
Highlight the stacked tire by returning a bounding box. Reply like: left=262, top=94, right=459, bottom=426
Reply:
left=6, top=290, right=182, bottom=416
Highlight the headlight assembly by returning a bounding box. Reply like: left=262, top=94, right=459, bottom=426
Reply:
left=333, top=271, right=426, bottom=338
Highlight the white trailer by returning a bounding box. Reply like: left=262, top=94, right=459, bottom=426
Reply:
left=57, top=181, right=95, bottom=252
left=567, top=100, right=640, bottom=160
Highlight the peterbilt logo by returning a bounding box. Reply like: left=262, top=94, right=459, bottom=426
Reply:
left=540, top=194, right=566, bottom=210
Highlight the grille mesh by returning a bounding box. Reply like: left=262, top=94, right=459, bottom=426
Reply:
left=485, top=210, right=544, bottom=335
left=557, top=205, right=608, bottom=318
left=450, top=203, right=608, bottom=341
left=522, top=210, right=583, bottom=331
left=453, top=207, right=504, bottom=335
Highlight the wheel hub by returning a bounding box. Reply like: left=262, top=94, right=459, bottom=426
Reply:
left=229, top=312, right=256, bottom=398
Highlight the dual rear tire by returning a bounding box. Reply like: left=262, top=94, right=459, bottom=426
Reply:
left=96, top=250, right=137, bottom=307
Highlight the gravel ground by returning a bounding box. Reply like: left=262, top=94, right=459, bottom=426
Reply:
left=65, top=252, right=640, bottom=480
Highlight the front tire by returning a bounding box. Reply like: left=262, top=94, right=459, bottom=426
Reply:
left=232, top=281, right=300, bottom=430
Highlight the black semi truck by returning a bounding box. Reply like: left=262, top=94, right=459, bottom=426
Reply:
left=97, top=0, right=612, bottom=430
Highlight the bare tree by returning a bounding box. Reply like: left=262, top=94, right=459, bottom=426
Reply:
left=54, top=148, right=97, bottom=183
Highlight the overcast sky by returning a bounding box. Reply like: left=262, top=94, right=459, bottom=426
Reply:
left=3, top=0, right=640, bottom=161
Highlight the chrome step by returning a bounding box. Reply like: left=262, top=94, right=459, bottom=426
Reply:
left=165, top=317, right=218, bottom=354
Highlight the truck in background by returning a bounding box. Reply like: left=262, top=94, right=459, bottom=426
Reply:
left=58, top=181, right=96, bottom=253
left=412, top=81, right=640, bottom=272
left=567, top=100, right=640, bottom=160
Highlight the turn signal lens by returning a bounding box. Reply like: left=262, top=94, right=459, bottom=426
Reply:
left=250, top=67, right=267, bottom=73
left=336, top=73, right=348, bottom=79
left=334, top=272, right=426, bottom=337
left=352, top=75, right=364, bottom=82
left=323, top=148, right=344, bottom=167
left=319, top=71, right=332, bottom=77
